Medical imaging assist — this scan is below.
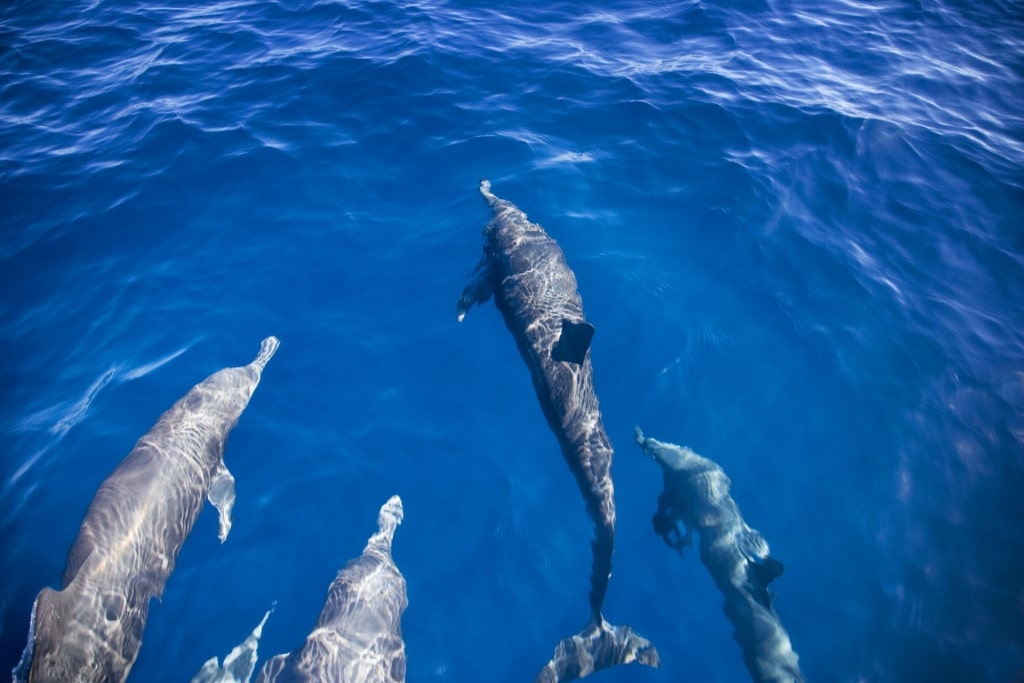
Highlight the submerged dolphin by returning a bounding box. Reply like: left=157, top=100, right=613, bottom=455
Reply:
left=458, top=180, right=659, bottom=682
left=256, top=495, right=407, bottom=683
left=191, top=609, right=274, bottom=683
left=24, top=337, right=280, bottom=683
left=635, top=427, right=804, bottom=683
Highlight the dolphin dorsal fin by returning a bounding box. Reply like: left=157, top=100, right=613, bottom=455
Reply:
left=551, top=319, right=595, bottom=365
left=747, top=556, right=785, bottom=609
left=751, top=556, right=785, bottom=586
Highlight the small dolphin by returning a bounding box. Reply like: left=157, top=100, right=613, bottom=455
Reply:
left=191, top=609, right=273, bottom=683
left=25, top=337, right=280, bottom=683
left=458, top=181, right=659, bottom=682
left=256, top=495, right=407, bottom=683
left=635, top=427, right=804, bottom=683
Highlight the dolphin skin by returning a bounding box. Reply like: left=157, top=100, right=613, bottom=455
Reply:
left=25, top=337, right=280, bottom=683
left=635, top=427, right=804, bottom=683
left=256, top=495, right=407, bottom=683
left=458, top=180, right=659, bottom=682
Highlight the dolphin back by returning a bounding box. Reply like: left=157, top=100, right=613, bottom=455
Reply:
left=26, top=585, right=141, bottom=683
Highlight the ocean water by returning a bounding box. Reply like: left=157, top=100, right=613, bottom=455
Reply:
left=2, top=0, right=1023, bottom=681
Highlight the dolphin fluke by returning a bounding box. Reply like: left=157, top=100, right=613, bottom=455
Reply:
left=536, top=617, right=660, bottom=683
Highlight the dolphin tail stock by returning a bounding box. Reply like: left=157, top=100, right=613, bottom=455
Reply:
left=535, top=616, right=660, bottom=683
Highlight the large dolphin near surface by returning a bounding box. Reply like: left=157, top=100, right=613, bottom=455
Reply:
left=635, top=427, right=804, bottom=683
left=255, top=495, right=407, bottom=683
left=457, top=180, right=659, bottom=682
left=23, top=336, right=280, bottom=683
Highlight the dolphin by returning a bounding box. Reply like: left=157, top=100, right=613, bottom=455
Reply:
left=191, top=609, right=273, bottom=683
left=24, top=336, right=280, bottom=683
left=255, top=495, right=407, bottom=683
left=635, top=427, right=804, bottom=683
left=457, top=180, right=659, bottom=682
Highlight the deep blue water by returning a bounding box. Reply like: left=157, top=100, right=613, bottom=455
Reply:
left=2, top=0, right=1023, bottom=681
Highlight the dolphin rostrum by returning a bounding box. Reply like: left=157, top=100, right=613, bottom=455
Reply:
left=458, top=180, right=659, bottom=682
left=24, top=336, right=280, bottom=683
left=256, top=495, right=407, bottom=683
left=635, top=427, right=804, bottom=683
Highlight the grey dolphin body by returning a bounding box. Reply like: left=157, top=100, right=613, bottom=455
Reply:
left=458, top=180, right=659, bottom=682
left=25, top=337, right=280, bottom=683
left=191, top=609, right=273, bottom=683
left=635, top=427, right=804, bottom=683
left=255, top=495, right=407, bottom=683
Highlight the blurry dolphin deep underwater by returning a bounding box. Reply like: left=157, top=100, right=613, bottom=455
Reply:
left=1, top=0, right=1022, bottom=681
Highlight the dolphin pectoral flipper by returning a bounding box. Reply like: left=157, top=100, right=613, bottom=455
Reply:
left=536, top=618, right=660, bottom=683
left=551, top=319, right=594, bottom=365
left=457, top=253, right=496, bottom=322
left=208, top=462, right=236, bottom=543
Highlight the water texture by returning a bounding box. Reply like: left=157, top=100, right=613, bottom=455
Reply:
left=2, top=0, right=1022, bottom=681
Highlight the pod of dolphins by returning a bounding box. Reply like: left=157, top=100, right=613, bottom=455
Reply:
left=12, top=181, right=802, bottom=683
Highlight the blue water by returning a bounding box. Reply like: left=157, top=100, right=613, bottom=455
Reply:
left=2, top=0, right=1023, bottom=681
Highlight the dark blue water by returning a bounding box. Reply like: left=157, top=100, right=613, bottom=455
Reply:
left=2, top=0, right=1023, bottom=681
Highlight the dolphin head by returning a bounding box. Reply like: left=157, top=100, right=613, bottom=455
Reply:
left=634, top=427, right=704, bottom=473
